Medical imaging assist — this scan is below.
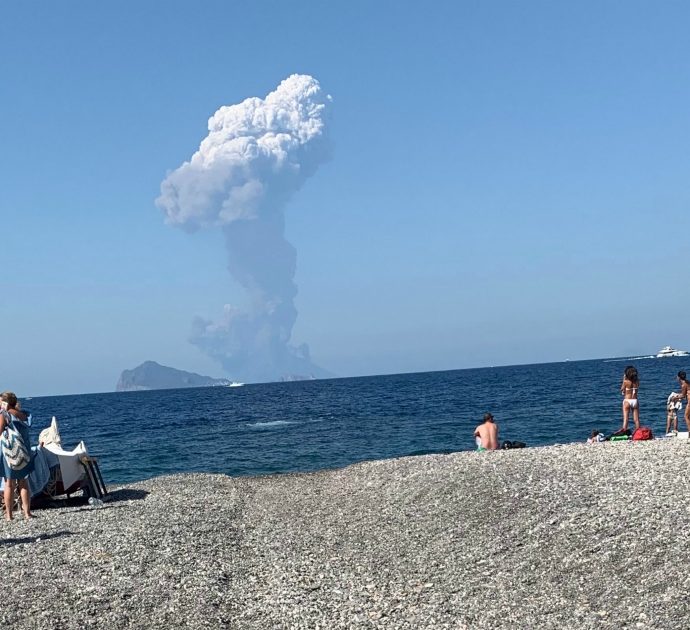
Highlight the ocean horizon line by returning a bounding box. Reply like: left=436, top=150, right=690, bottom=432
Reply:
left=26, top=352, right=671, bottom=399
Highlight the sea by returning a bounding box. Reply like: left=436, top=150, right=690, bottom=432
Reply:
left=22, top=356, right=689, bottom=485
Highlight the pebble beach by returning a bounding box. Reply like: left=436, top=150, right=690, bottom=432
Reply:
left=2, top=440, right=689, bottom=629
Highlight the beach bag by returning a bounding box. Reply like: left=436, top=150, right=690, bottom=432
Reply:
left=607, top=428, right=631, bottom=441
left=501, top=440, right=527, bottom=450
left=1, top=413, right=31, bottom=472
left=632, top=427, right=653, bottom=441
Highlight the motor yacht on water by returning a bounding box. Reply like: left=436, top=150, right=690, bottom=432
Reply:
left=656, top=346, right=690, bottom=358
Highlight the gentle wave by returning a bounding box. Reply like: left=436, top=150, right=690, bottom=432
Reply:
left=603, top=355, right=655, bottom=362
left=246, top=420, right=295, bottom=429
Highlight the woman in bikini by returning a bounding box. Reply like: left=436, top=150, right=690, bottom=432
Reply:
left=620, top=365, right=640, bottom=432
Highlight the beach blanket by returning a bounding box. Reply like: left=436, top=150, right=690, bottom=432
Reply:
left=28, top=447, right=50, bottom=496
left=0, top=447, right=50, bottom=498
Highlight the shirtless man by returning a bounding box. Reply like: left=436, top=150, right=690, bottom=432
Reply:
left=474, top=412, right=499, bottom=451
left=674, top=371, right=690, bottom=431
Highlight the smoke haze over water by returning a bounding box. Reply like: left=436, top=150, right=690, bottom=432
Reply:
left=156, top=75, right=332, bottom=381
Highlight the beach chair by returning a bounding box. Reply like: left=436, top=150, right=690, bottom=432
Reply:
left=38, top=456, right=107, bottom=501
left=80, top=455, right=108, bottom=500
left=39, top=459, right=84, bottom=500
left=36, top=417, right=108, bottom=501
left=39, top=443, right=109, bottom=500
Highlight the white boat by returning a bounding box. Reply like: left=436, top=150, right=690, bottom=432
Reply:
left=656, top=346, right=689, bottom=358
left=227, top=382, right=245, bottom=387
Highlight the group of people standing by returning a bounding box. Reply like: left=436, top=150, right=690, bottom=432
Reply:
left=474, top=366, right=690, bottom=451
left=0, top=391, right=34, bottom=521
left=620, top=366, right=690, bottom=433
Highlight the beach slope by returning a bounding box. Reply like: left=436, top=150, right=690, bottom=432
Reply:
left=1, top=441, right=689, bottom=629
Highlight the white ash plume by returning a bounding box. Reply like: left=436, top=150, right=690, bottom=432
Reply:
left=157, top=75, right=332, bottom=381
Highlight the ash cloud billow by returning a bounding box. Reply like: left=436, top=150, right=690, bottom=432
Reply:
left=156, top=74, right=332, bottom=382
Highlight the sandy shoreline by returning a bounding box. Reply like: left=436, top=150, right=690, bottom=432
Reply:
left=1, top=440, right=689, bottom=629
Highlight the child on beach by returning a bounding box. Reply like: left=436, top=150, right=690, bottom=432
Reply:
left=620, top=366, right=640, bottom=432
left=0, top=391, right=34, bottom=520
left=666, top=393, right=682, bottom=436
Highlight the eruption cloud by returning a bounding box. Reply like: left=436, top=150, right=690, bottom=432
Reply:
left=156, top=75, right=332, bottom=382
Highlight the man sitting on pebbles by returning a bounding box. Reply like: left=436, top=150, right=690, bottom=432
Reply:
left=474, top=412, right=499, bottom=451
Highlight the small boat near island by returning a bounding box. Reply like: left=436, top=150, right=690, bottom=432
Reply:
left=227, top=382, right=245, bottom=387
left=656, top=345, right=689, bottom=358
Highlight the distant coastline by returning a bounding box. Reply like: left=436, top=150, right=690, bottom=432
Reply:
left=116, top=360, right=231, bottom=392
left=115, top=360, right=321, bottom=392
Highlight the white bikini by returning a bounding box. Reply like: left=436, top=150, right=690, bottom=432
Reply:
left=624, top=386, right=638, bottom=408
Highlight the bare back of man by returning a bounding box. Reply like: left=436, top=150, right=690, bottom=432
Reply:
left=474, top=413, right=499, bottom=450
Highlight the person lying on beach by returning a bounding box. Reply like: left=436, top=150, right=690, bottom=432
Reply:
left=587, top=429, right=605, bottom=444
left=673, top=371, right=690, bottom=432
left=474, top=413, right=499, bottom=451
left=620, top=366, right=640, bottom=432
left=0, top=391, right=34, bottom=520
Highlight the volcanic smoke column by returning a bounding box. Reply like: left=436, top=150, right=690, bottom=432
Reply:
left=156, top=75, right=332, bottom=381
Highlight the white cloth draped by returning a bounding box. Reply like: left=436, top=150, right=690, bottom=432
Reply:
left=43, top=441, right=89, bottom=489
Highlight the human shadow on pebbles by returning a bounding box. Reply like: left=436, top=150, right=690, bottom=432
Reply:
left=32, top=488, right=149, bottom=512
left=66, top=503, right=130, bottom=515
left=106, top=488, right=149, bottom=502
left=0, top=530, right=74, bottom=547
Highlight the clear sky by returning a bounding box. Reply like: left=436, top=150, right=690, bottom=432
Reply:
left=1, top=1, right=689, bottom=396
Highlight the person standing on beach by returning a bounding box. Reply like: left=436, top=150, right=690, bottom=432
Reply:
left=673, top=371, right=690, bottom=431
left=620, top=366, right=640, bottom=432
left=474, top=413, right=499, bottom=451
left=0, top=391, right=34, bottom=520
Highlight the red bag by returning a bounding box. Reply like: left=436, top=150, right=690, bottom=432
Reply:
left=632, top=427, right=653, bottom=441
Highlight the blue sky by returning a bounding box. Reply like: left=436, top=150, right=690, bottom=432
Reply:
left=1, top=1, right=689, bottom=395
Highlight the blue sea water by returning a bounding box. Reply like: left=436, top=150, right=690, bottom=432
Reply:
left=22, top=356, right=689, bottom=485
